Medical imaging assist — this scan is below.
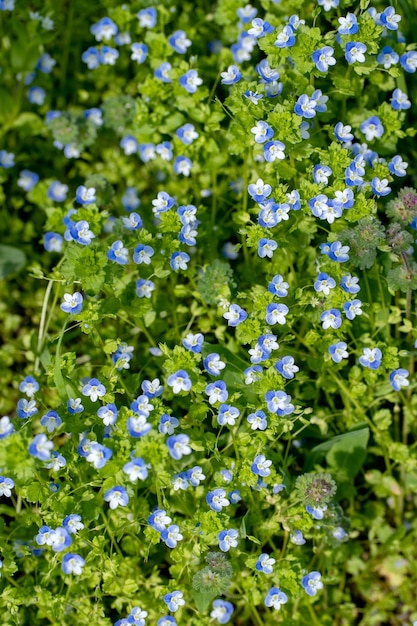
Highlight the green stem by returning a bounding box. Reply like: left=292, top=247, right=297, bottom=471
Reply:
left=101, top=511, right=123, bottom=557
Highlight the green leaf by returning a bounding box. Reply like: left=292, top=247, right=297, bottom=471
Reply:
left=191, top=589, right=218, bottom=612
left=0, top=245, right=26, bottom=278
left=305, top=428, right=369, bottom=478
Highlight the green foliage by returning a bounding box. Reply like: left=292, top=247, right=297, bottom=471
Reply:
left=1, top=0, right=417, bottom=625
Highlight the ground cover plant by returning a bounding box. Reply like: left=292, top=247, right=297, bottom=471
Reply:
left=0, top=0, right=417, bottom=624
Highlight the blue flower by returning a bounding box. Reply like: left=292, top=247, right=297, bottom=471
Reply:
left=148, top=509, right=172, bottom=532
left=328, top=241, right=350, bottom=263
left=218, top=529, right=238, bottom=552
left=380, top=6, right=401, bottom=30
left=244, top=90, right=263, bottom=104
left=268, top=275, right=289, bottom=296
left=334, top=122, right=354, bottom=142
left=0, top=149, right=14, bottom=168
left=17, top=398, right=38, bottom=419
left=343, top=299, right=362, bottom=320
left=223, top=304, right=247, bottom=327
left=75, top=185, right=96, bottom=205
left=377, top=46, right=399, bottom=69
left=314, top=272, right=336, bottom=295
left=18, top=169, right=39, bottom=191
left=82, top=378, right=106, bottom=402
left=248, top=17, right=274, bottom=38
left=328, top=342, right=349, bottom=363
left=166, top=434, right=192, bottom=460
left=187, top=466, right=205, bottom=486
left=137, top=7, right=157, bottom=28
left=248, top=177, right=272, bottom=202
left=44, top=232, right=64, bottom=252
left=90, top=17, right=118, bottom=41
left=0, top=476, right=14, bottom=497
left=320, top=309, right=342, bottom=330
left=46, top=451, right=66, bottom=471
left=19, top=375, right=39, bottom=397
left=133, top=244, right=154, bottom=265
left=29, top=434, right=53, bottom=460
left=290, top=530, right=306, bottom=545
left=155, top=61, right=172, bottom=83
left=275, top=356, right=299, bottom=379
left=40, top=410, right=62, bottom=433
left=86, top=443, right=112, bottom=469
left=173, top=156, right=192, bottom=176
left=176, top=124, right=199, bottom=145
left=210, top=599, right=234, bottom=624
left=28, top=87, right=46, bottom=105
left=344, top=42, right=367, bottom=64
left=123, top=456, right=149, bottom=481
left=400, top=51, right=417, bottom=73
left=391, top=87, right=411, bottom=110
left=251, top=120, right=274, bottom=143
left=388, top=155, right=408, bottom=177
left=152, top=191, right=175, bottom=215
left=131, top=43, right=148, bottom=64
left=164, top=591, right=185, bottom=612
left=256, top=59, right=279, bottom=83
left=167, top=370, right=192, bottom=394
left=360, top=116, right=384, bottom=141
left=265, top=390, right=294, bottom=415
left=120, top=135, right=138, bottom=155
left=247, top=410, right=267, bottom=430
left=313, top=165, right=332, bottom=186
left=341, top=274, right=360, bottom=294
left=251, top=454, right=272, bottom=477
left=302, top=571, right=323, bottom=596
left=258, top=238, right=278, bottom=259
left=67, top=398, right=84, bottom=414
left=104, top=486, right=129, bottom=510
left=182, top=332, right=204, bottom=353
left=136, top=279, right=155, bottom=298
left=100, top=46, right=119, bottom=65
left=337, top=13, right=358, bottom=35
left=63, top=514, right=84, bottom=534
left=107, top=240, right=129, bottom=265
left=312, top=46, right=336, bottom=72
left=161, top=524, right=183, bottom=548
left=203, top=353, right=226, bottom=376
left=205, top=380, right=228, bottom=404
left=97, top=404, right=118, bottom=426
left=139, top=143, right=156, bottom=162
left=264, top=141, right=286, bottom=162
left=256, top=553, right=275, bottom=574
left=389, top=368, right=409, bottom=391
left=168, top=30, right=191, bottom=53
left=179, top=70, right=202, bottom=93
left=47, top=181, right=68, bottom=202
left=84, top=107, right=103, bottom=126
left=127, top=415, right=152, bottom=438
left=70, top=220, right=95, bottom=245
left=60, top=292, right=83, bottom=314
left=157, top=617, right=177, bottom=626
left=237, top=4, right=257, bottom=22
left=170, top=251, right=190, bottom=271
left=82, top=46, right=101, bottom=68
left=49, top=527, right=72, bottom=552
left=218, top=404, right=240, bottom=426
left=274, top=24, right=296, bottom=48
left=359, top=347, right=382, bottom=369
left=221, top=65, right=241, bottom=84
left=206, top=488, right=230, bottom=512
left=0, top=416, right=15, bottom=439
left=265, top=303, right=289, bottom=325
left=141, top=378, right=163, bottom=398
left=159, top=414, right=180, bottom=435
left=294, top=94, right=317, bottom=119
left=264, top=587, right=288, bottom=609
left=122, top=212, right=143, bottom=230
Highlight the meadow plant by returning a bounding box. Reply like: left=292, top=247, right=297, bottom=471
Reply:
left=0, top=0, right=417, bottom=624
